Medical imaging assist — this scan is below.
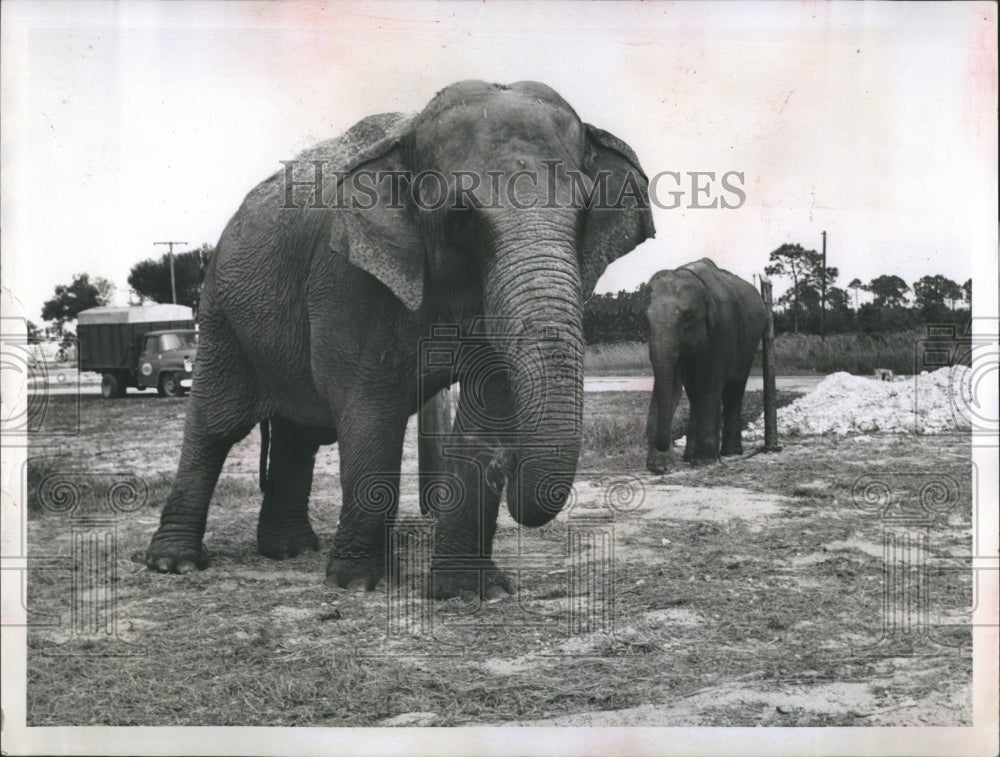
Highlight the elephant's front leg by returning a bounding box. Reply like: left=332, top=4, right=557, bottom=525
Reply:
left=147, top=314, right=258, bottom=573
left=418, top=386, right=455, bottom=515
left=683, top=380, right=724, bottom=464
left=645, top=390, right=664, bottom=473
left=147, top=405, right=253, bottom=572
left=427, top=375, right=516, bottom=600
left=720, top=379, right=748, bottom=457
left=257, top=417, right=329, bottom=559
left=325, top=401, right=408, bottom=590
left=427, top=441, right=514, bottom=600
left=645, top=372, right=683, bottom=474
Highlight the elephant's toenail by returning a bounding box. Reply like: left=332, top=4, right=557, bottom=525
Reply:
left=155, top=559, right=172, bottom=573
left=485, top=585, right=510, bottom=602
left=177, top=561, right=197, bottom=574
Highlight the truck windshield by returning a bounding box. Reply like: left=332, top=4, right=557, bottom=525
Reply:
left=159, top=333, right=198, bottom=351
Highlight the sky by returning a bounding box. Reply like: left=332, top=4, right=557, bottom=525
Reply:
left=2, top=1, right=997, bottom=324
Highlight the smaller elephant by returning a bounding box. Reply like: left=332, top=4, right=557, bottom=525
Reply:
left=645, top=258, right=766, bottom=472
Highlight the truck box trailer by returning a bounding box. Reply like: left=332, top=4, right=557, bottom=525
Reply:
left=76, top=305, right=197, bottom=398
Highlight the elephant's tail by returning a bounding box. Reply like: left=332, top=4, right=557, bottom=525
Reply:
left=259, top=420, right=270, bottom=493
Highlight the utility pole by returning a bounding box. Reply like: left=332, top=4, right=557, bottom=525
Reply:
left=820, top=230, right=827, bottom=340
left=154, top=241, right=187, bottom=304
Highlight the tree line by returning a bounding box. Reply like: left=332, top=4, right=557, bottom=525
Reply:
left=34, top=245, right=215, bottom=339
left=763, top=243, right=970, bottom=336
left=33, top=241, right=970, bottom=345
left=583, top=244, right=970, bottom=345
left=583, top=285, right=652, bottom=344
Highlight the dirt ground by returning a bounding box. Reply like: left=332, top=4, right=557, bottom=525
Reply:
left=24, top=391, right=973, bottom=726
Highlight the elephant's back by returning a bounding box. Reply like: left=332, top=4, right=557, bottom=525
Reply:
left=684, top=260, right=765, bottom=318
left=721, top=268, right=766, bottom=321
left=286, top=111, right=410, bottom=174
left=208, top=112, right=411, bottom=302
left=199, top=112, right=413, bottom=401
left=218, top=112, right=410, bottom=254
left=682, top=259, right=768, bottom=344
left=712, top=267, right=767, bottom=339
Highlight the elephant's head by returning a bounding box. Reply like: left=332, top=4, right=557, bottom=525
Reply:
left=648, top=269, right=717, bottom=355
left=336, top=81, right=654, bottom=526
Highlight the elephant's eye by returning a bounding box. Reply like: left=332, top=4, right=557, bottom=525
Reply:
left=447, top=207, right=482, bottom=246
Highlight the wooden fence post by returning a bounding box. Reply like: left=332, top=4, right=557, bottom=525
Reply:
left=759, top=275, right=781, bottom=452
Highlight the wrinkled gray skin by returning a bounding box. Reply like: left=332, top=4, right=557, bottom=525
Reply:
left=146, top=81, right=654, bottom=599
left=645, top=258, right=766, bottom=473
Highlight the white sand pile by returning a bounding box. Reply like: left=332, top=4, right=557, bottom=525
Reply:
left=743, top=366, right=971, bottom=437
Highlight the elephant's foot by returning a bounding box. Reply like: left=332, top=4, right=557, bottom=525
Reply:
left=684, top=454, right=719, bottom=467
left=720, top=441, right=743, bottom=457
left=682, top=444, right=719, bottom=466
left=257, top=522, right=320, bottom=560
left=146, top=532, right=208, bottom=573
left=325, top=551, right=387, bottom=591
left=646, top=446, right=675, bottom=475
left=429, top=558, right=515, bottom=601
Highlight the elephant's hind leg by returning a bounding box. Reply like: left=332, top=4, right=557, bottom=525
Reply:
left=147, top=405, right=253, bottom=572
left=257, top=417, right=330, bottom=559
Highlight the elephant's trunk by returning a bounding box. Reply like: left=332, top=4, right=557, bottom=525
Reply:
left=484, top=212, right=583, bottom=527
left=652, top=361, right=678, bottom=452
left=649, top=332, right=680, bottom=452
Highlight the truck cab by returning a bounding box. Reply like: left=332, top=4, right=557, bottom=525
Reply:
left=137, top=330, right=198, bottom=396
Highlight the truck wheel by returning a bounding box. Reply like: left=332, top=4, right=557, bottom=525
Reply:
left=101, top=373, right=124, bottom=399
left=158, top=372, right=184, bottom=398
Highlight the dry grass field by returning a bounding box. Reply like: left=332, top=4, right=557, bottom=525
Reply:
left=583, top=330, right=950, bottom=377
left=25, top=391, right=973, bottom=726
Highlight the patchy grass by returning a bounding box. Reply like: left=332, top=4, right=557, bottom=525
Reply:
left=584, top=341, right=651, bottom=375
left=580, top=389, right=804, bottom=469
left=770, top=330, right=949, bottom=375
left=585, top=329, right=959, bottom=378
left=25, top=392, right=973, bottom=726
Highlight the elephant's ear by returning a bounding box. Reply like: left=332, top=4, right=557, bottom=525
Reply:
left=578, top=125, right=656, bottom=298
left=335, top=123, right=424, bottom=311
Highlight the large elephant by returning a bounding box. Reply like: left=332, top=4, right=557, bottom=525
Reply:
left=645, top=258, right=765, bottom=473
left=146, top=80, right=654, bottom=599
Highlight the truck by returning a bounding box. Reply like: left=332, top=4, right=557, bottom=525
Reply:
left=76, top=304, right=198, bottom=399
